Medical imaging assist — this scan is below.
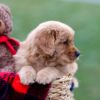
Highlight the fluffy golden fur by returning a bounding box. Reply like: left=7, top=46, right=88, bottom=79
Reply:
left=14, top=21, right=79, bottom=85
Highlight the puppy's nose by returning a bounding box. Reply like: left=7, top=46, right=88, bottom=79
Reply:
left=75, top=51, right=80, bottom=57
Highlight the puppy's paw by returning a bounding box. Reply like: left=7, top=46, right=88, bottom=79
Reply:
left=36, top=71, right=52, bottom=85
left=18, top=66, right=36, bottom=85
left=19, top=71, right=36, bottom=85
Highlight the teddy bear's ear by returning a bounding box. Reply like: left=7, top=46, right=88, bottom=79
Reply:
left=0, top=20, right=5, bottom=34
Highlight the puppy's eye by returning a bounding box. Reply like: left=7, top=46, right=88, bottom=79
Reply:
left=63, top=40, right=69, bottom=45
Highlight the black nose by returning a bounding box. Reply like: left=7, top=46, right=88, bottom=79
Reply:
left=75, top=51, right=80, bottom=57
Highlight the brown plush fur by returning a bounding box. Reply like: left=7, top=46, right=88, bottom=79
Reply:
left=14, top=21, right=79, bottom=85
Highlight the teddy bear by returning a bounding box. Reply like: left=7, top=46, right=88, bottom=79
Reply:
left=0, top=3, right=19, bottom=72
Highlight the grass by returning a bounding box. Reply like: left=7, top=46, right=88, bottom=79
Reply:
left=0, top=0, right=100, bottom=99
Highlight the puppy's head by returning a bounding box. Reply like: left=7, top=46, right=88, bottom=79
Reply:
left=26, top=21, right=80, bottom=64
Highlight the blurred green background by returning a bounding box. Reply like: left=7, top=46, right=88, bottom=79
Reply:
left=0, top=0, right=100, bottom=99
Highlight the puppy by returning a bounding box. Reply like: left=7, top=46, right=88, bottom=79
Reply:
left=14, top=21, right=80, bottom=85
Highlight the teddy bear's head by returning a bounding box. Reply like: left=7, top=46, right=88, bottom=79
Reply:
left=0, top=4, right=13, bottom=36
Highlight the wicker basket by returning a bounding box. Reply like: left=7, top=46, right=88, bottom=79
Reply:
left=47, top=75, right=76, bottom=100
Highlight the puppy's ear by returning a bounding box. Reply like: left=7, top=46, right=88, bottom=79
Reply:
left=36, top=30, right=57, bottom=56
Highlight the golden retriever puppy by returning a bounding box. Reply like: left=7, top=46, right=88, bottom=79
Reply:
left=14, top=21, right=80, bottom=85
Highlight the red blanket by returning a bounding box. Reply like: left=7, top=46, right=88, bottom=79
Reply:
left=0, top=72, right=51, bottom=100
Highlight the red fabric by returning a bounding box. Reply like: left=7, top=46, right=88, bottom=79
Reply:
left=0, top=72, right=51, bottom=100
left=12, top=74, right=29, bottom=94
left=0, top=35, right=19, bottom=55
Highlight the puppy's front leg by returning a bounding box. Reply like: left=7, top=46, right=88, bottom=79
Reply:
left=36, top=67, right=61, bottom=85
left=18, top=66, right=36, bottom=85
